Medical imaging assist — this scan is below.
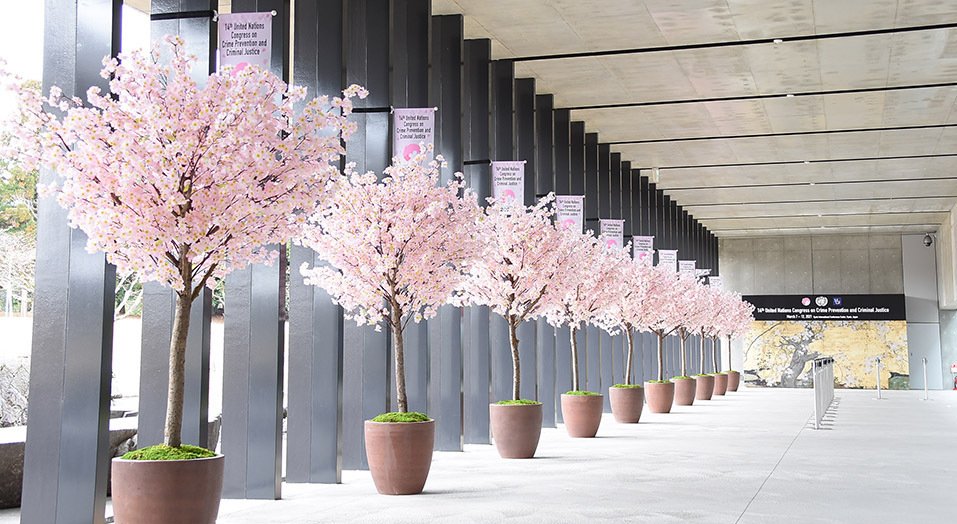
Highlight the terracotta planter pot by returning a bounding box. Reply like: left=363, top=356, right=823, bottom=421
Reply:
left=672, top=378, right=696, bottom=406
left=111, top=454, right=224, bottom=524
left=364, top=419, right=434, bottom=495
left=713, top=373, right=728, bottom=396
left=695, top=375, right=714, bottom=400
left=727, top=371, right=741, bottom=392
left=560, top=394, right=604, bottom=437
left=608, top=387, right=644, bottom=423
left=489, top=403, right=542, bottom=458
left=644, top=381, right=675, bottom=413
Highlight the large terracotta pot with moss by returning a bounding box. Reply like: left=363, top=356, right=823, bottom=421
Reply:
left=672, top=377, right=696, bottom=406
left=490, top=401, right=542, bottom=458
left=694, top=373, right=714, bottom=400
left=364, top=415, right=435, bottom=495
left=713, top=372, right=728, bottom=396
left=111, top=448, right=224, bottom=524
left=644, top=380, right=675, bottom=413
left=727, top=371, right=741, bottom=392
left=609, top=384, right=644, bottom=423
left=560, top=392, right=604, bottom=437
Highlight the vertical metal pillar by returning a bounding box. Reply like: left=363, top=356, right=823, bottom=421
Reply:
left=391, top=0, right=431, bottom=417
left=611, top=156, right=625, bottom=389
left=139, top=0, right=217, bottom=451
left=489, top=59, right=514, bottom=401
left=462, top=38, right=492, bottom=444
left=21, top=2, right=119, bottom=523
left=570, top=122, right=587, bottom=389
left=429, top=13, right=464, bottom=451
left=584, top=133, right=601, bottom=392
left=536, top=94, right=556, bottom=427
left=515, top=77, right=538, bottom=401
left=339, top=0, right=392, bottom=470
left=597, top=144, right=612, bottom=406
left=553, top=109, right=572, bottom=419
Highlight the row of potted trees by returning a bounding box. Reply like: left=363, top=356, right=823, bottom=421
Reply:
left=4, top=38, right=755, bottom=522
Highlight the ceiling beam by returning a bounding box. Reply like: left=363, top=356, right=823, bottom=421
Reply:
left=608, top=123, right=957, bottom=146
left=510, top=22, right=957, bottom=62
left=643, top=152, right=957, bottom=171
left=562, top=82, right=957, bottom=111
left=711, top=223, right=940, bottom=232
left=662, top=176, right=957, bottom=192
left=699, top=210, right=947, bottom=221
left=685, top=194, right=957, bottom=207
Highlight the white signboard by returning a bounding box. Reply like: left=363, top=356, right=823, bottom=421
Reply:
left=678, top=260, right=696, bottom=276
left=393, top=108, right=435, bottom=163
left=218, top=12, right=272, bottom=73
left=600, top=219, right=624, bottom=251
left=492, top=161, right=526, bottom=204
left=696, top=268, right=711, bottom=277
left=555, top=195, right=585, bottom=233
left=658, top=250, right=678, bottom=273
left=633, top=235, right=654, bottom=265
left=708, top=276, right=723, bottom=290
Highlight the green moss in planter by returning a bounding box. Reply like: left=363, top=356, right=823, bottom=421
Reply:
left=564, top=390, right=599, bottom=395
left=371, top=412, right=430, bottom=423
left=692, top=373, right=710, bottom=377
left=716, top=372, right=728, bottom=375
left=671, top=376, right=693, bottom=380
left=612, top=384, right=643, bottom=388
left=727, top=370, right=740, bottom=373
left=495, top=399, right=541, bottom=405
left=647, top=380, right=671, bottom=384
left=122, top=444, right=216, bottom=461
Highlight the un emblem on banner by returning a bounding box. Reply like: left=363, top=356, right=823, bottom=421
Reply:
left=815, top=296, right=828, bottom=307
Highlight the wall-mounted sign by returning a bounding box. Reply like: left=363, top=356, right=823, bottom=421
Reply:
left=708, top=276, right=723, bottom=289
left=657, top=250, right=677, bottom=272
left=678, top=260, right=696, bottom=276
left=491, top=161, right=526, bottom=204
left=744, top=294, right=906, bottom=321
left=555, top=195, right=584, bottom=233
left=218, top=12, right=272, bottom=73
left=393, top=108, right=435, bottom=163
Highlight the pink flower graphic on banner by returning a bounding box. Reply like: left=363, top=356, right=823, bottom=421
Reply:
left=802, top=297, right=811, bottom=306
left=606, top=238, right=618, bottom=249
left=402, top=143, right=421, bottom=161
left=560, top=218, right=576, bottom=229
left=501, top=189, right=516, bottom=201
left=231, top=62, right=249, bottom=77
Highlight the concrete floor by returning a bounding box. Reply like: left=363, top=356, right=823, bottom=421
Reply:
left=3, top=387, right=953, bottom=523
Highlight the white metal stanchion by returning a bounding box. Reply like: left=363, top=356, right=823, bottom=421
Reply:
left=920, top=357, right=931, bottom=401
left=812, top=357, right=834, bottom=430
left=874, top=356, right=883, bottom=400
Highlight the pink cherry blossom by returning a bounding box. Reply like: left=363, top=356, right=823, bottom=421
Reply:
left=300, top=149, right=483, bottom=413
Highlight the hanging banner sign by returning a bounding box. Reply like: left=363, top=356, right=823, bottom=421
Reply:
left=709, top=276, right=723, bottom=289
left=491, top=161, right=526, bottom=204
left=599, top=219, right=624, bottom=251
left=696, top=268, right=711, bottom=277
left=633, top=235, right=654, bottom=265
left=678, top=260, right=696, bottom=276
left=744, top=294, right=906, bottom=321
left=218, top=12, right=273, bottom=73
left=555, top=195, right=585, bottom=233
left=657, top=250, right=678, bottom=273
left=393, top=108, right=435, bottom=163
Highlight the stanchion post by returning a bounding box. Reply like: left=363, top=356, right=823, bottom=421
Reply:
left=875, top=356, right=882, bottom=400
left=922, top=357, right=929, bottom=401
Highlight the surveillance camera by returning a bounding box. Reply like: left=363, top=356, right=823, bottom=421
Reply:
left=923, top=233, right=933, bottom=247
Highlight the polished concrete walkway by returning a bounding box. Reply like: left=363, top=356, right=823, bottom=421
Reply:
left=217, top=387, right=953, bottom=523
left=2, top=387, right=951, bottom=523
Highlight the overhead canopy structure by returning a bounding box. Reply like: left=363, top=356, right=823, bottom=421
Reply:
left=433, top=0, right=957, bottom=237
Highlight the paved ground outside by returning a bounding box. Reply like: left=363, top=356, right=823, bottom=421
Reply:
left=3, top=387, right=952, bottom=523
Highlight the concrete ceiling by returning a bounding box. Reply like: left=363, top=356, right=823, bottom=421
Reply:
left=433, top=0, right=957, bottom=237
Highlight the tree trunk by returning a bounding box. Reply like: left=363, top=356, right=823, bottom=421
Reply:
left=624, top=326, right=634, bottom=386
left=700, top=336, right=706, bottom=374
left=656, top=333, right=665, bottom=381
left=164, top=292, right=192, bottom=448
left=509, top=315, right=521, bottom=400
left=570, top=325, right=580, bottom=391
left=680, top=333, right=687, bottom=377
left=393, top=304, right=407, bottom=413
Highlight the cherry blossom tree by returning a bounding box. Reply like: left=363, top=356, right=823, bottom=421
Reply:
left=300, top=152, right=482, bottom=413
left=594, top=260, right=656, bottom=386
left=644, top=267, right=686, bottom=381
left=544, top=233, right=628, bottom=391
left=673, top=277, right=711, bottom=377
left=459, top=197, right=577, bottom=401
left=2, top=36, right=362, bottom=448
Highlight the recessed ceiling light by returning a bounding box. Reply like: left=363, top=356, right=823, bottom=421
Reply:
left=803, top=160, right=810, bottom=164
left=773, top=39, right=784, bottom=44
left=786, top=93, right=795, bottom=98
left=809, top=182, right=815, bottom=186
left=817, top=214, right=823, bottom=217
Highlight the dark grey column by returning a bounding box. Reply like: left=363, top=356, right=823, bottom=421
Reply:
left=339, top=0, right=392, bottom=470
left=429, top=13, right=464, bottom=451
left=535, top=94, right=556, bottom=427
left=462, top=39, right=491, bottom=444
left=489, top=59, right=514, bottom=401
left=139, top=0, right=217, bottom=451
left=286, top=0, right=345, bottom=484
left=570, top=122, right=587, bottom=389
left=584, top=133, right=601, bottom=393
left=553, top=108, right=571, bottom=420
left=610, top=154, right=624, bottom=394
left=515, top=77, right=538, bottom=401
left=20, top=2, right=119, bottom=524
